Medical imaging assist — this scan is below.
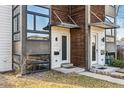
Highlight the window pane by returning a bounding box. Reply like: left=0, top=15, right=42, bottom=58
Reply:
left=27, top=33, right=49, bottom=40
left=36, top=16, right=49, bottom=31
left=27, top=5, right=49, bottom=15
left=13, top=17, right=17, bottom=32
left=14, top=33, right=20, bottom=41
left=105, top=16, right=114, bottom=23
left=112, top=29, right=115, bottom=36
left=14, top=6, right=20, bottom=16
left=106, top=29, right=111, bottom=36
left=18, top=15, right=20, bottom=31
left=27, top=14, right=34, bottom=30
left=106, top=37, right=114, bottom=42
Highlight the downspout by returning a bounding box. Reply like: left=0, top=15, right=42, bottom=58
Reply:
left=85, top=5, right=91, bottom=70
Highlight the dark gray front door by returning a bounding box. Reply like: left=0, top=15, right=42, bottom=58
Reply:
left=62, top=36, right=67, bottom=60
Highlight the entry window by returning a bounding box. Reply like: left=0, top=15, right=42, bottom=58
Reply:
left=26, top=5, right=50, bottom=40
left=92, top=35, right=96, bottom=61
left=62, top=36, right=67, bottom=60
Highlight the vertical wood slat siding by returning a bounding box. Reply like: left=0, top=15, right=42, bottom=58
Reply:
left=91, top=5, right=105, bottom=23
left=51, top=5, right=70, bottom=25
left=70, top=6, right=86, bottom=67
left=0, top=5, right=12, bottom=71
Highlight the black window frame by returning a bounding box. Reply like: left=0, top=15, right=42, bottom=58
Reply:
left=26, top=5, right=50, bottom=41
left=106, top=29, right=115, bottom=37
left=12, top=5, right=20, bottom=42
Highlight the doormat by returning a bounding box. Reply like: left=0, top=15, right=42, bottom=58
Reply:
left=97, top=67, right=107, bottom=70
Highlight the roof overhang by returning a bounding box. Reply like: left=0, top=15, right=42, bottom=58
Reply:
left=89, top=22, right=120, bottom=29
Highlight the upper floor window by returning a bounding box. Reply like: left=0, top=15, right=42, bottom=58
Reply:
left=35, top=16, right=49, bottom=31
left=27, top=5, right=49, bottom=16
left=26, top=5, right=50, bottom=40
left=13, top=5, right=20, bottom=41
left=105, top=16, right=114, bottom=23
left=106, top=29, right=115, bottom=37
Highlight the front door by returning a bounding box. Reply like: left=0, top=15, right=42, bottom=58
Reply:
left=51, top=27, right=70, bottom=69
left=91, top=33, right=98, bottom=65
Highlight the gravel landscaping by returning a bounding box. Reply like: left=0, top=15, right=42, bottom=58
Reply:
left=0, top=70, right=124, bottom=88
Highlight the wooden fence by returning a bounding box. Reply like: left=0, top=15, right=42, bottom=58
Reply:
left=117, top=45, right=124, bottom=60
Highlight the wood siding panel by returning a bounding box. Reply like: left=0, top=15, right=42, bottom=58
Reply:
left=51, top=5, right=70, bottom=25
left=70, top=6, right=86, bottom=67
left=91, top=5, right=105, bottom=23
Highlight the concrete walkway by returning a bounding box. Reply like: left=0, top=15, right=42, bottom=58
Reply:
left=53, top=67, right=85, bottom=74
left=79, top=71, right=124, bottom=85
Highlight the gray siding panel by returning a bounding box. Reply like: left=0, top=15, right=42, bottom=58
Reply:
left=0, top=5, right=12, bottom=71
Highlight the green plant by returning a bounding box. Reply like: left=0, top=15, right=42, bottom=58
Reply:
left=111, top=59, right=124, bottom=68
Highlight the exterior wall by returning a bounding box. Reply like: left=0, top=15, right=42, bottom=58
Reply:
left=51, top=5, right=86, bottom=67
left=0, top=5, right=12, bottom=72
left=106, top=43, right=116, bottom=52
left=70, top=5, right=86, bottom=67
left=91, top=5, right=105, bottom=23
left=105, top=5, right=115, bottom=17
left=91, top=26, right=105, bottom=65
left=51, top=26, right=70, bottom=68
left=105, top=5, right=117, bottom=58
left=90, top=6, right=106, bottom=66
left=51, top=5, right=70, bottom=25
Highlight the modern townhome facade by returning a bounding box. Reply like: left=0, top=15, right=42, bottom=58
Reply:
left=0, top=5, right=119, bottom=74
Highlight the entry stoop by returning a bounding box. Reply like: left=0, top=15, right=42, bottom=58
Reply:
left=61, top=63, right=74, bottom=68
left=90, top=65, right=120, bottom=75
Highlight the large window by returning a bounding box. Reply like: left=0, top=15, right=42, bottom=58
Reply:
left=27, top=5, right=50, bottom=40
left=105, top=16, right=115, bottom=37
left=13, top=6, right=20, bottom=41
left=27, top=5, right=49, bottom=15
left=106, top=29, right=115, bottom=36
left=12, top=5, right=21, bottom=57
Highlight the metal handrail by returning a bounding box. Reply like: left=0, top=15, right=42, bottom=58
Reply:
left=53, top=11, right=78, bottom=25
left=53, top=11, right=63, bottom=23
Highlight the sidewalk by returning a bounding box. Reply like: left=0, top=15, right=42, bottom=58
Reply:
left=79, top=71, right=124, bottom=85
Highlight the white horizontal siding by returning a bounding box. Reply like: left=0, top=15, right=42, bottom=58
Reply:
left=0, top=5, right=12, bottom=72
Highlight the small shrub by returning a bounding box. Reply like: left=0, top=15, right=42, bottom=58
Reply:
left=111, top=59, right=124, bottom=68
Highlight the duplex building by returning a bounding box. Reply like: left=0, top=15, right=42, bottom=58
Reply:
left=0, top=5, right=119, bottom=74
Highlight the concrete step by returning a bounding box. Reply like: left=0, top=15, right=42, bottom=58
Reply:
left=90, top=66, right=120, bottom=76
left=61, top=63, right=74, bottom=68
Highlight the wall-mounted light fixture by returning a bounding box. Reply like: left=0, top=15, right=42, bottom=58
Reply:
left=101, top=37, right=105, bottom=42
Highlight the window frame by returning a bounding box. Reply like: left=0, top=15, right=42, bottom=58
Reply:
left=26, top=5, right=50, bottom=41
left=12, top=5, right=20, bottom=42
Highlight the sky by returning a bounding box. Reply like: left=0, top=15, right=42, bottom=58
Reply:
left=116, top=5, right=124, bottom=40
